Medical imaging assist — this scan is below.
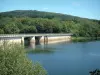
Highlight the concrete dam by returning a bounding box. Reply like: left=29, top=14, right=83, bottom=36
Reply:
left=0, top=34, right=72, bottom=46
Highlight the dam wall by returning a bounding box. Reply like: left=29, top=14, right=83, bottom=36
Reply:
left=0, top=35, right=72, bottom=46
left=39, top=36, right=71, bottom=44
left=0, top=37, right=23, bottom=46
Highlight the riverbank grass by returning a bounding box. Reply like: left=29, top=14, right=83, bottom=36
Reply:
left=72, top=37, right=100, bottom=42
left=0, top=44, right=47, bottom=75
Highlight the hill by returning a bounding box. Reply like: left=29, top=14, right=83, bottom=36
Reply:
left=0, top=10, right=100, bottom=38
left=0, top=10, right=97, bottom=21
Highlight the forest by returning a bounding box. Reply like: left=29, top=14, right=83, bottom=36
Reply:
left=0, top=10, right=100, bottom=38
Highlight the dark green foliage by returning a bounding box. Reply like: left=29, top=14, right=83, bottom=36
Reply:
left=20, top=26, right=37, bottom=33
left=72, top=37, right=100, bottom=42
left=4, top=22, right=20, bottom=34
left=0, top=10, right=100, bottom=38
left=0, top=43, right=47, bottom=75
left=0, top=29, right=4, bottom=34
left=90, top=69, right=100, bottom=75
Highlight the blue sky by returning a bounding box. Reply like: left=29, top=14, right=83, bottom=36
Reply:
left=0, top=0, right=100, bottom=20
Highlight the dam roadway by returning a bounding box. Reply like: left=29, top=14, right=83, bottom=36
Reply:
left=0, top=33, right=72, bottom=37
left=0, top=33, right=72, bottom=46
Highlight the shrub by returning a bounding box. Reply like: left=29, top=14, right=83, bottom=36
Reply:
left=89, top=69, right=100, bottom=75
left=0, top=44, right=47, bottom=75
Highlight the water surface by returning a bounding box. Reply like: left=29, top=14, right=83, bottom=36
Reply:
left=27, top=41, right=100, bottom=75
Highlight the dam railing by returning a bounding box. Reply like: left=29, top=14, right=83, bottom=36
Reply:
left=0, top=33, right=73, bottom=37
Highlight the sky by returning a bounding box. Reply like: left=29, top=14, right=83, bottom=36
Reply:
left=0, top=0, right=100, bottom=20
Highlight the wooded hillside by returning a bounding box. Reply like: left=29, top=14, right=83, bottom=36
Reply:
left=0, top=10, right=100, bottom=37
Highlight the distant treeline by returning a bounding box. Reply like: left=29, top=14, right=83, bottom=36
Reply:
left=0, top=10, right=100, bottom=38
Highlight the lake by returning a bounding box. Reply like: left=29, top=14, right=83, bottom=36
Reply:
left=27, top=41, right=100, bottom=75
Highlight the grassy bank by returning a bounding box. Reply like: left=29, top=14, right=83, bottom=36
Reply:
left=0, top=44, right=47, bottom=75
left=72, top=37, right=100, bottom=42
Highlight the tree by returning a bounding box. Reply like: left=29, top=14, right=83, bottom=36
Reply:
left=20, top=26, right=37, bottom=33
left=0, top=29, right=4, bottom=34
left=0, top=10, right=100, bottom=37
left=42, top=19, right=53, bottom=33
left=4, top=22, right=20, bottom=34
left=51, top=19, right=62, bottom=33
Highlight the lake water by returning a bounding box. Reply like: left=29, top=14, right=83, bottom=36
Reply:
left=27, top=41, right=100, bottom=75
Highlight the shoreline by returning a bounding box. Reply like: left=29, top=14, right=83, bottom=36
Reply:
left=71, top=37, right=100, bottom=42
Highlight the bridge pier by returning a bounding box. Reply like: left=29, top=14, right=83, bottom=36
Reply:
left=30, top=37, right=35, bottom=49
left=21, top=37, right=24, bottom=45
left=40, top=36, right=45, bottom=43
left=30, top=37, right=35, bottom=43
left=44, top=36, right=48, bottom=44
left=39, top=36, right=48, bottom=44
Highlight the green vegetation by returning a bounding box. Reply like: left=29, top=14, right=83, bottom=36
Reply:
left=90, top=69, right=100, bottom=75
left=0, top=10, right=100, bottom=39
left=0, top=43, right=47, bottom=75
left=72, top=37, right=100, bottom=42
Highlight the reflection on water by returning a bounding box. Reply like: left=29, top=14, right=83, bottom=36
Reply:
left=26, top=42, right=48, bottom=50
left=27, top=41, right=100, bottom=75
left=25, top=42, right=56, bottom=54
left=26, top=48, right=54, bottom=54
left=25, top=38, right=72, bottom=50
left=30, top=43, right=35, bottom=49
